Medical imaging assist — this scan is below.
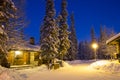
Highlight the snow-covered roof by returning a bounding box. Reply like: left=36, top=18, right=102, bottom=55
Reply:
left=25, top=44, right=40, bottom=51
left=106, top=33, right=120, bottom=44
left=11, top=44, right=40, bottom=52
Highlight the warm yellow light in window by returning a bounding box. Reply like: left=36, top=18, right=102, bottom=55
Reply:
left=15, top=51, right=22, bottom=55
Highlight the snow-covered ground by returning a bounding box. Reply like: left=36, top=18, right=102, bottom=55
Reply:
left=1, top=60, right=120, bottom=80
left=0, top=66, right=25, bottom=80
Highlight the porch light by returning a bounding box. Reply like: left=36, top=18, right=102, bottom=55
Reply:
left=15, top=51, right=22, bottom=56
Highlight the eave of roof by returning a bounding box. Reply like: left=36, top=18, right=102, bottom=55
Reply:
left=10, top=44, right=40, bottom=52
left=106, top=33, right=120, bottom=44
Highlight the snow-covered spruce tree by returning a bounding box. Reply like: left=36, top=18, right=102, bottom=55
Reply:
left=67, top=13, right=78, bottom=60
left=98, top=26, right=116, bottom=59
left=6, top=0, right=27, bottom=50
left=40, top=0, right=59, bottom=66
left=98, top=26, right=108, bottom=59
left=0, top=0, right=16, bottom=67
left=58, top=0, right=70, bottom=60
left=90, top=26, right=96, bottom=43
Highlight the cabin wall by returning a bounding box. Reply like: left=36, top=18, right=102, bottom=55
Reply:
left=116, top=44, right=119, bottom=53
left=8, top=50, right=39, bottom=66
left=116, top=41, right=120, bottom=54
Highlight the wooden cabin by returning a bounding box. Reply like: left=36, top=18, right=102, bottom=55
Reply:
left=7, top=44, right=40, bottom=66
left=106, top=33, right=120, bottom=59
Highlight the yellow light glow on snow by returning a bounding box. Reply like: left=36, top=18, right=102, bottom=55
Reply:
left=90, top=60, right=110, bottom=69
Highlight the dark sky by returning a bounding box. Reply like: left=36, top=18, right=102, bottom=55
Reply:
left=25, top=0, right=120, bottom=43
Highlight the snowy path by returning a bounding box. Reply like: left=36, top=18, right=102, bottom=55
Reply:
left=26, top=63, right=120, bottom=80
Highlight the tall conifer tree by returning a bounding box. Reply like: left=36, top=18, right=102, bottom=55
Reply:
left=59, top=0, right=70, bottom=60
left=91, top=26, right=96, bottom=43
left=98, top=26, right=116, bottom=59
left=0, top=0, right=16, bottom=67
left=67, top=13, right=78, bottom=60
left=40, top=0, right=59, bottom=64
left=98, top=26, right=108, bottom=59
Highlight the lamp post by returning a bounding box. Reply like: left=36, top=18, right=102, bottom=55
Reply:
left=92, top=43, right=98, bottom=61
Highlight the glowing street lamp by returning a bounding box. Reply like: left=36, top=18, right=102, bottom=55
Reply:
left=92, top=43, right=98, bottom=61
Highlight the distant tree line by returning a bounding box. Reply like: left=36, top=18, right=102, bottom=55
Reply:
left=77, top=26, right=116, bottom=60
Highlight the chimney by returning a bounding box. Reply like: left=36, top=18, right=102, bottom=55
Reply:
left=29, top=37, right=35, bottom=45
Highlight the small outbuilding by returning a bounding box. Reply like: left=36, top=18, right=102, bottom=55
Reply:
left=7, top=44, right=40, bottom=66
left=106, top=33, right=120, bottom=60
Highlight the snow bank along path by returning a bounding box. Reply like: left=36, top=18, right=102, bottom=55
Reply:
left=90, top=60, right=120, bottom=73
left=0, top=66, right=26, bottom=80
left=19, top=60, right=120, bottom=80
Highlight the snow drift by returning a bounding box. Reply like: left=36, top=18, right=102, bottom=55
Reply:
left=90, top=60, right=120, bottom=73
left=0, top=66, right=26, bottom=80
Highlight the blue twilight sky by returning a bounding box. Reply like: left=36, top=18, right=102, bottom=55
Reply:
left=25, top=0, right=120, bottom=44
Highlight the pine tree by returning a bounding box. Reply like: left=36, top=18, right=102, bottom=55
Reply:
left=0, top=0, right=16, bottom=22
left=98, top=26, right=107, bottom=59
left=40, top=0, right=59, bottom=66
left=0, top=0, right=16, bottom=67
left=58, top=0, right=70, bottom=60
left=97, top=26, right=116, bottom=59
left=90, top=26, right=96, bottom=43
left=67, top=13, right=78, bottom=60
